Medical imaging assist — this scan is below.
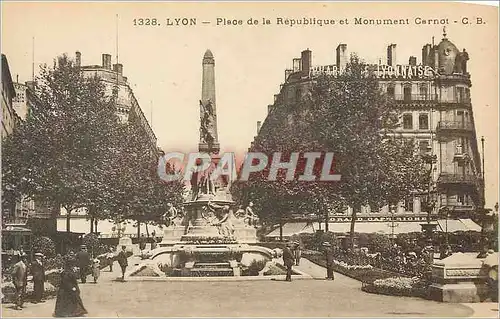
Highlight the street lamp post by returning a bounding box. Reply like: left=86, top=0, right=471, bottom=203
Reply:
left=421, top=154, right=438, bottom=242
left=389, top=205, right=399, bottom=245
left=480, top=136, right=487, bottom=248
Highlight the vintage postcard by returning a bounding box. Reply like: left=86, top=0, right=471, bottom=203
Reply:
left=1, top=1, right=498, bottom=318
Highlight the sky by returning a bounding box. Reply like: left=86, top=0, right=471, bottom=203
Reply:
left=2, top=2, right=498, bottom=208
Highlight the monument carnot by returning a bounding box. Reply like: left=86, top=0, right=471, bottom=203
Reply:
left=143, top=50, right=274, bottom=277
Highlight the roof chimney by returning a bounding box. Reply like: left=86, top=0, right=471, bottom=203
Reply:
left=75, top=51, right=81, bottom=67
left=301, top=49, right=312, bottom=77
left=336, top=44, right=348, bottom=70
left=113, top=63, right=123, bottom=75
left=387, top=44, right=397, bottom=66
left=409, top=56, right=417, bottom=66
left=102, top=54, right=112, bottom=70
left=293, top=58, right=301, bottom=72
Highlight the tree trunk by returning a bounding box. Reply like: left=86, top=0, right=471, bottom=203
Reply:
left=66, top=209, right=71, bottom=232
left=94, top=219, right=98, bottom=233
left=279, top=212, right=283, bottom=242
left=145, top=223, right=150, bottom=237
left=349, top=210, right=357, bottom=249
left=325, top=209, right=329, bottom=232
left=137, top=221, right=141, bottom=238
left=90, top=217, right=94, bottom=233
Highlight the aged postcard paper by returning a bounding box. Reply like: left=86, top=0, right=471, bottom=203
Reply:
left=1, top=1, right=498, bottom=318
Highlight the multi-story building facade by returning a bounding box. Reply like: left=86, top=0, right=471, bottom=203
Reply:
left=77, top=52, right=157, bottom=153
left=1, top=54, right=17, bottom=139
left=253, top=32, right=484, bottom=228
left=57, top=52, right=158, bottom=235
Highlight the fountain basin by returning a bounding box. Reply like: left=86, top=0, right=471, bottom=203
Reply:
left=147, top=243, right=275, bottom=277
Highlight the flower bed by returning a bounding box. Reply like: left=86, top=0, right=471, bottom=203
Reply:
left=2, top=281, right=57, bottom=303
left=187, top=237, right=238, bottom=245
left=303, top=251, right=397, bottom=283
left=303, top=251, right=431, bottom=298
left=361, top=276, right=430, bottom=298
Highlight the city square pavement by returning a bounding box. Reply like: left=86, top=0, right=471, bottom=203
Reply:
left=2, top=255, right=498, bottom=318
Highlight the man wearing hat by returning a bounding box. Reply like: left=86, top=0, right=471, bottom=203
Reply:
left=31, top=252, right=46, bottom=303
left=322, top=242, right=335, bottom=280
left=282, top=242, right=294, bottom=282
left=76, top=245, right=91, bottom=283
left=11, top=253, right=28, bottom=310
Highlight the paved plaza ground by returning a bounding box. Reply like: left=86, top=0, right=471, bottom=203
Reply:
left=2, top=256, right=498, bottom=317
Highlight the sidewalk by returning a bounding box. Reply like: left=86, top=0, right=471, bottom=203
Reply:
left=462, top=303, right=499, bottom=318
left=295, top=257, right=499, bottom=318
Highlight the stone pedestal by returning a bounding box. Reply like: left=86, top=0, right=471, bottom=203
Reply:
left=233, top=226, right=258, bottom=244
left=429, top=253, right=490, bottom=303
left=160, top=226, right=186, bottom=247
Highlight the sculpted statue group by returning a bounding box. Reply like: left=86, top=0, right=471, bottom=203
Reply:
left=199, top=99, right=216, bottom=146
left=162, top=201, right=260, bottom=237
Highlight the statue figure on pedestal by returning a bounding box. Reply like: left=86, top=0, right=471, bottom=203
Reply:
left=206, top=201, right=235, bottom=237
left=200, top=99, right=215, bottom=146
left=244, top=202, right=260, bottom=227
left=162, top=203, right=181, bottom=227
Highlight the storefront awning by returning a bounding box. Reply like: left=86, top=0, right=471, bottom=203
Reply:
left=265, top=222, right=314, bottom=237
left=266, top=221, right=426, bottom=237
left=436, top=218, right=481, bottom=233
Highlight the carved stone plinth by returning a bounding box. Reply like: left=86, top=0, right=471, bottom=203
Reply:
left=233, top=226, right=258, bottom=244
left=429, top=253, right=490, bottom=303
left=160, top=226, right=186, bottom=247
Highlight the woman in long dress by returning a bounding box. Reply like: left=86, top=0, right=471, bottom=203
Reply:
left=54, top=259, right=88, bottom=317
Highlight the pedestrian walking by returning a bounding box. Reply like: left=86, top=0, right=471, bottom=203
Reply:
left=282, top=242, right=294, bottom=282
left=76, top=245, right=91, bottom=283
left=292, top=240, right=302, bottom=266
left=31, top=252, right=46, bottom=303
left=151, top=237, right=158, bottom=250
left=91, top=259, right=100, bottom=283
left=117, top=245, right=128, bottom=280
left=53, top=259, right=88, bottom=317
left=106, top=247, right=115, bottom=272
left=139, top=234, right=147, bottom=252
left=11, top=253, right=28, bottom=310
left=322, top=242, right=335, bottom=280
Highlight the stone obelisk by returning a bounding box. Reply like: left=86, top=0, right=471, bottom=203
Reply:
left=199, top=49, right=220, bottom=154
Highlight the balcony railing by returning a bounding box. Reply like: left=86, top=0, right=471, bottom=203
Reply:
left=438, top=173, right=481, bottom=189
left=437, top=121, right=474, bottom=132
left=392, top=94, right=437, bottom=103
left=439, top=96, right=471, bottom=104
left=390, top=95, right=471, bottom=104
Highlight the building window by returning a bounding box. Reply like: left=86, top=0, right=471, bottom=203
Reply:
left=419, top=114, right=429, bottom=130
left=419, top=85, right=428, bottom=98
left=457, top=87, right=465, bottom=103
left=404, top=197, right=414, bottom=212
left=403, top=86, right=412, bottom=102
left=403, top=114, right=413, bottom=129
left=387, top=86, right=395, bottom=97
left=295, top=87, right=301, bottom=102
left=457, top=194, right=469, bottom=206
left=419, top=140, right=430, bottom=155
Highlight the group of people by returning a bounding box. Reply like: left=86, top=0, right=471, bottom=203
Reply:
left=282, top=241, right=335, bottom=281
left=54, top=244, right=129, bottom=317
left=9, top=244, right=131, bottom=317
left=10, top=251, right=46, bottom=310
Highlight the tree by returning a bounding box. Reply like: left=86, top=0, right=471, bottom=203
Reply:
left=2, top=54, right=121, bottom=231
left=233, top=56, right=428, bottom=247
left=31, top=236, right=56, bottom=258
left=107, top=111, right=184, bottom=232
